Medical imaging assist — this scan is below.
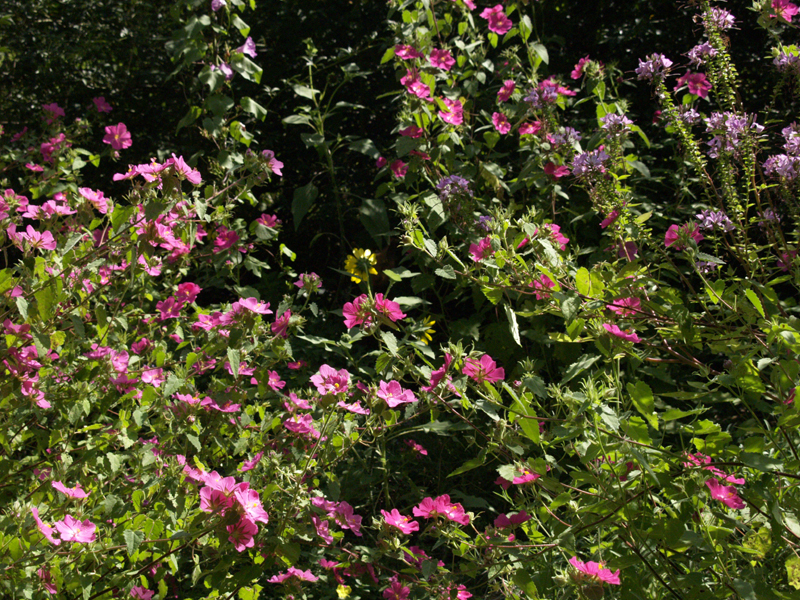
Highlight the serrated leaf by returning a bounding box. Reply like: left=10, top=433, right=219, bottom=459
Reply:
left=448, top=450, right=486, bottom=477
left=435, top=265, right=456, bottom=279
left=627, top=380, right=658, bottom=429
left=745, top=289, right=765, bottom=318
left=561, top=354, right=600, bottom=384
left=380, top=330, right=398, bottom=356
left=124, top=529, right=145, bottom=557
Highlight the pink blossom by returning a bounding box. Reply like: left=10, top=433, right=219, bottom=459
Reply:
left=705, top=478, right=746, bottom=509
left=103, top=123, right=132, bottom=150
left=21, top=225, right=57, bottom=251
left=600, top=209, right=620, bottom=228
left=376, top=156, right=387, bottom=169
left=52, top=481, right=90, bottom=498
left=200, top=486, right=234, bottom=514
left=430, top=48, right=456, bottom=70
left=608, top=297, right=641, bottom=316
left=39, top=567, right=58, bottom=595
left=377, top=380, right=417, bottom=407
left=239, top=451, right=263, bottom=472
left=480, top=5, right=513, bottom=34
left=519, top=121, right=542, bottom=135
left=422, top=353, right=454, bottom=392
left=165, top=154, right=203, bottom=184
left=463, top=354, right=504, bottom=384
left=512, top=468, right=540, bottom=484
left=272, top=310, right=291, bottom=338
left=375, top=293, right=406, bottom=322
left=226, top=518, right=258, bottom=552
left=497, top=80, right=515, bottom=102
left=399, top=125, right=423, bottom=138
left=343, top=294, right=373, bottom=329
left=31, top=506, right=61, bottom=545
left=469, top=236, right=493, bottom=262
left=571, top=55, right=592, bottom=79
left=260, top=149, right=283, bottom=176
left=405, top=439, right=428, bottom=456
left=92, top=97, right=113, bottom=113
left=42, top=103, right=65, bottom=122
left=130, top=586, right=155, bottom=600
left=236, top=36, right=257, bottom=58
left=333, top=501, right=363, bottom=535
left=544, top=162, right=570, bottom=178
left=438, top=98, right=464, bottom=125
left=383, top=577, right=411, bottom=600
left=214, top=227, right=240, bottom=251
left=569, top=557, right=621, bottom=585
left=284, top=413, right=321, bottom=438
left=492, top=112, right=511, bottom=134
left=675, top=71, right=712, bottom=98
left=141, top=367, right=165, bottom=387
left=53, top=515, right=96, bottom=543
left=400, top=69, right=432, bottom=101
left=665, top=223, right=704, bottom=250
left=381, top=508, right=420, bottom=534
left=268, top=567, right=318, bottom=584
left=390, top=159, right=408, bottom=178
left=395, top=45, right=424, bottom=60
left=602, top=323, right=640, bottom=343
left=494, top=510, right=531, bottom=528
left=773, top=0, right=800, bottom=21
left=413, top=494, right=470, bottom=525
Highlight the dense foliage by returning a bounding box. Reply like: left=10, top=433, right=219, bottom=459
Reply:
left=1, top=1, right=799, bottom=599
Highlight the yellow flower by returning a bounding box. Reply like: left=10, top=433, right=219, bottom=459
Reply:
left=420, top=316, right=436, bottom=345
left=344, top=248, right=378, bottom=283
left=336, top=585, right=352, bottom=599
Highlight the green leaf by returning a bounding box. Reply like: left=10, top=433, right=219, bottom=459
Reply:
left=745, top=288, right=765, bottom=318
left=132, top=490, right=144, bottom=512
left=739, top=452, right=783, bottom=472
left=504, top=304, right=521, bottom=346
left=198, top=66, right=225, bottom=92
left=241, top=97, right=267, bottom=121
left=561, top=354, right=600, bottom=384
left=292, top=84, right=319, bottom=99
left=292, top=182, right=318, bottom=228
left=380, top=46, right=395, bottom=64
left=731, top=580, right=757, bottom=600
left=359, top=198, right=390, bottom=245
left=34, top=284, right=55, bottom=321
left=627, top=381, right=658, bottom=429
left=348, top=138, right=380, bottom=159
left=380, top=330, right=398, bottom=356
left=448, top=451, right=487, bottom=477
left=435, top=265, right=456, bottom=279
left=530, top=42, right=549, bottom=64
left=232, top=14, right=250, bottom=36
left=575, top=267, right=591, bottom=296
left=205, top=94, right=234, bottom=117
left=227, top=347, right=240, bottom=377
left=124, top=529, right=145, bottom=557
left=231, top=55, right=262, bottom=83
left=186, top=434, right=201, bottom=452
left=787, top=556, right=800, bottom=590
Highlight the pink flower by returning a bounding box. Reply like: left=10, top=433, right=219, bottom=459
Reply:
left=141, top=367, right=165, bottom=387
left=512, top=468, right=540, bottom=484
left=31, top=506, right=61, bottom=545
left=600, top=209, right=620, bottom=228
left=422, top=353, right=454, bottom=393
left=773, top=0, right=800, bottom=21
left=375, top=293, right=406, bottom=322
left=390, top=159, right=408, bottom=178
left=52, top=481, right=90, bottom=498
left=53, top=515, right=96, bottom=543
left=383, top=577, right=411, bottom=600
left=39, top=567, right=58, bottom=594
left=21, top=225, right=57, bottom=251
left=42, top=103, right=65, bottom=122
left=438, top=98, right=464, bottom=125
left=430, top=48, right=456, bottom=70
left=569, top=557, right=621, bottom=585
left=381, top=508, right=420, bottom=534
left=130, top=586, right=155, bottom=600
left=665, top=222, right=704, bottom=250
left=492, top=112, right=511, bottom=134
left=376, top=156, right=388, bottom=169
left=103, top=123, right=132, bottom=150
left=497, top=80, right=515, bottom=102
left=234, top=488, right=270, bottom=524
left=462, top=354, right=504, bottom=384
left=272, top=310, right=291, bottom=338
left=413, top=494, right=470, bottom=525
left=494, top=510, right=531, bottom=528
left=675, top=71, right=712, bottom=98
left=377, top=380, right=417, bottom=407
left=343, top=294, right=372, bottom=329
left=92, top=97, right=113, bottom=113
left=239, top=451, right=263, bottom=472
left=165, top=154, right=203, bottom=184
left=311, top=364, right=351, bottom=395
left=268, top=567, right=318, bottom=584
left=405, top=439, right=428, bottom=456
left=705, top=478, right=745, bottom=509
left=400, top=69, right=432, bottom=101
left=571, top=55, right=592, bottom=79
left=227, top=517, right=258, bottom=552
left=608, top=297, right=641, bottom=316
left=236, top=36, right=257, bottom=58
left=469, top=236, right=493, bottom=262
left=395, top=44, right=424, bottom=60
left=399, top=125, right=423, bottom=138
left=544, top=162, right=570, bottom=178
left=519, top=121, right=542, bottom=135
left=200, top=486, right=234, bottom=514
left=261, top=149, right=283, bottom=176
left=214, top=227, right=240, bottom=251
left=480, top=4, right=513, bottom=35
left=602, top=323, right=640, bottom=343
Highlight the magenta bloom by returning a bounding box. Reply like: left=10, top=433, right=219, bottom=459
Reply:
left=103, top=123, right=132, bottom=150
left=413, top=494, right=470, bottom=525
left=236, top=36, right=257, bottom=58
left=544, top=162, right=570, bottom=179
left=497, top=80, right=515, bottom=102
left=492, top=112, right=511, bottom=134
left=480, top=4, right=513, bottom=34
left=600, top=209, right=620, bottom=228
left=429, top=48, right=455, bottom=70
left=54, top=515, right=96, bottom=543
left=469, top=236, right=493, bottom=262
left=268, top=567, right=318, bottom=584
left=271, top=310, right=291, bottom=338
left=227, top=517, right=258, bottom=552
left=399, top=125, right=423, bottom=138
left=395, top=44, right=424, bottom=60
left=463, top=354, right=504, bottom=384
left=422, top=353, right=454, bottom=393
left=130, top=586, right=155, bottom=600
left=675, top=71, right=712, bottom=98
left=375, top=293, right=406, bottom=322
left=438, top=98, right=464, bottom=125
left=383, top=577, right=411, bottom=600
left=390, top=159, right=408, bottom=178
left=602, top=323, right=640, bottom=343
left=665, top=223, right=704, bottom=250
left=21, top=225, right=57, bottom=251
left=608, top=297, right=641, bottom=316
left=234, top=488, right=270, bottom=524
left=377, top=380, right=417, bottom=407
left=571, top=55, right=592, bottom=79
left=381, top=508, right=420, bottom=534
left=52, top=481, right=90, bottom=498
left=311, top=364, right=351, bottom=395
left=773, top=0, right=800, bottom=21
left=343, top=294, right=372, bottom=329
left=705, top=478, right=746, bottom=509
left=519, top=121, right=542, bottom=135
left=261, top=149, right=283, bottom=176
left=92, top=97, right=113, bottom=113
left=512, top=468, right=540, bottom=484
left=200, top=486, right=234, bottom=514
left=569, top=557, right=621, bottom=585
left=31, top=506, right=61, bottom=545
